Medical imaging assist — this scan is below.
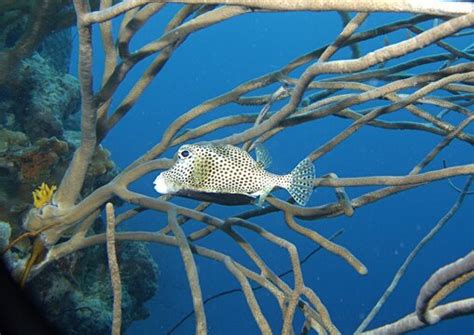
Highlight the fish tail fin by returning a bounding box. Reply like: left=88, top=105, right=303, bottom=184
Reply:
left=287, top=158, right=315, bottom=206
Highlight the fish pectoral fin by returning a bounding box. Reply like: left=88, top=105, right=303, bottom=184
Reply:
left=254, top=187, right=273, bottom=207
left=255, top=143, right=272, bottom=169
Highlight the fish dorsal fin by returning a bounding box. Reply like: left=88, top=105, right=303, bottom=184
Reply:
left=191, top=155, right=210, bottom=186
left=255, top=143, right=272, bottom=169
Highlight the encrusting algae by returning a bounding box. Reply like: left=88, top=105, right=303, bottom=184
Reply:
left=32, top=182, right=57, bottom=208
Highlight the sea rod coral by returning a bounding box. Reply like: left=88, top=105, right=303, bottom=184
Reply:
left=2, top=0, right=474, bottom=334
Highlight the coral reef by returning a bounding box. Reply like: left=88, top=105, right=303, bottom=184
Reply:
left=0, top=127, right=28, bottom=151
left=9, top=52, right=81, bottom=140
left=16, top=137, right=70, bottom=183
left=0, top=221, right=11, bottom=251
left=0, top=221, right=21, bottom=279
left=0, top=27, right=83, bottom=225
left=0, top=6, right=158, bottom=334
left=0, top=1, right=81, bottom=86
left=0, top=89, right=122, bottom=327
left=0, top=37, right=116, bottom=225
left=0, top=132, right=116, bottom=226
left=29, top=240, right=158, bottom=335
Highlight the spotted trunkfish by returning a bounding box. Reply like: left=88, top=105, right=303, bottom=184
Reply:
left=153, top=143, right=315, bottom=206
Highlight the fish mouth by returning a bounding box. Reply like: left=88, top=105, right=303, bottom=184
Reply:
left=153, top=173, right=178, bottom=194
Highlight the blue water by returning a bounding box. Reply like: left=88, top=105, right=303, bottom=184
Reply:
left=73, top=7, right=473, bottom=334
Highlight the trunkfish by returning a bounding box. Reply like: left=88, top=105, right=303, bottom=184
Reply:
left=153, top=143, right=315, bottom=206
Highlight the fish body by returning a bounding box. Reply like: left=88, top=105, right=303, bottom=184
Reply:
left=153, top=143, right=315, bottom=206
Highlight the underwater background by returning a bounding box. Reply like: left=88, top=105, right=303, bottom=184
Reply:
left=81, top=7, right=472, bottom=335
left=1, top=3, right=472, bottom=335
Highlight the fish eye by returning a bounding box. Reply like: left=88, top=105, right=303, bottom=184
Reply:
left=179, top=150, right=191, bottom=159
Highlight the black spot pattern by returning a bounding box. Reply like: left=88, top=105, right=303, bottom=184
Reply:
left=162, top=144, right=282, bottom=195
left=160, top=144, right=315, bottom=205
left=287, top=158, right=315, bottom=206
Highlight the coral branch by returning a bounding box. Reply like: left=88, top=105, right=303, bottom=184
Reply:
left=356, top=176, right=474, bottom=334
left=361, top=299, right=474, bottom=335
left=155, top=0, right=474, bottom=16
left=168, top=208, right=207, bottom=334
left=416, top=250, right=474, bottom=324
left=218, top=13, right=474, bottom=146
left=54, top=0, right=98, bottom=208
left=106, top=203, right=122, bottom=335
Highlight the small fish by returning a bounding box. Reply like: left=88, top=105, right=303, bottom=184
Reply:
left=153, top=143, right=315, bottom=206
